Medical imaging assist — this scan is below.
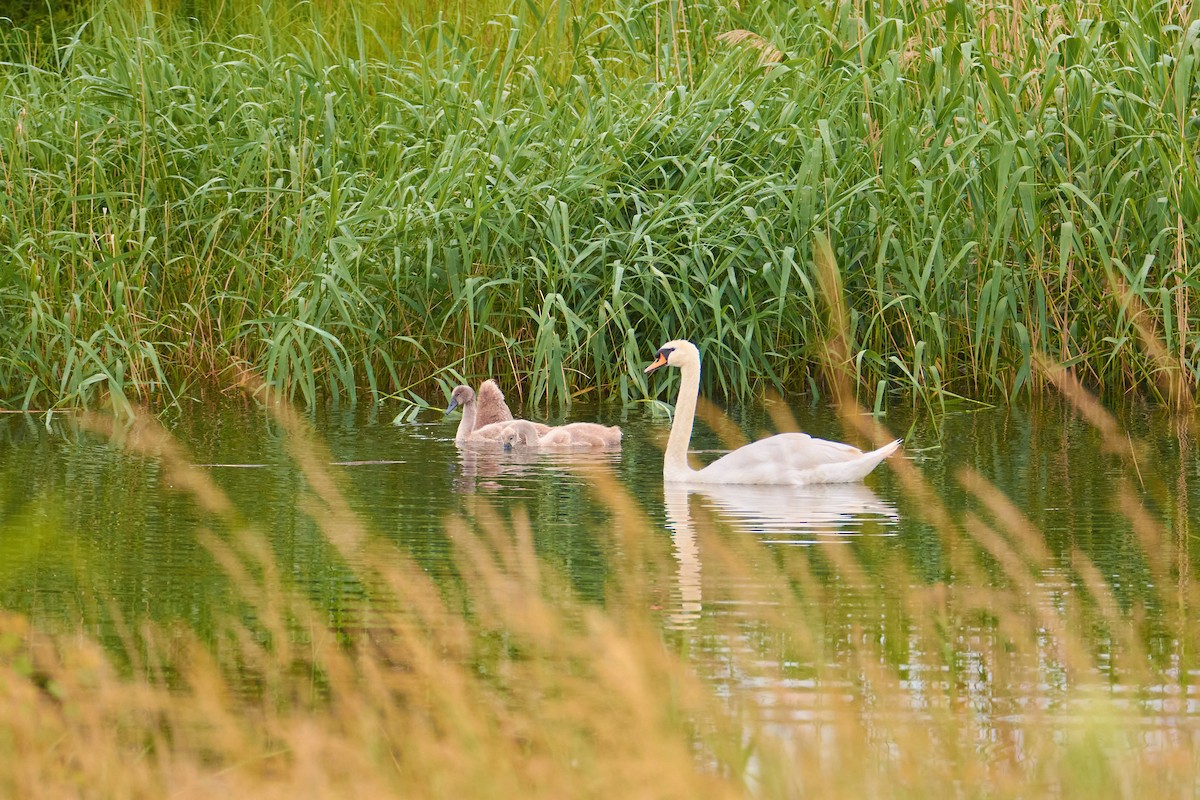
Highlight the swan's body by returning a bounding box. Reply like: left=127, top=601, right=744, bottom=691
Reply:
left=644, top=340, right=900, bottom=485
left=446, top=381, right=555, bottom=443
left=501, top=419, right=623, bottom=449
left=446, top=380, right=514, bottom=442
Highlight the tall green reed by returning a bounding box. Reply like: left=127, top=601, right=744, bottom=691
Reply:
left=0, top=0, right=1196, bottom=413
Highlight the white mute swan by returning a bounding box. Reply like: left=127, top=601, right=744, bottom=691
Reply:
left=446, top=379, right=513, bottom=442
left=500, top=419, right=623, bottom=450
left=644, top=339, right=900, bottom=484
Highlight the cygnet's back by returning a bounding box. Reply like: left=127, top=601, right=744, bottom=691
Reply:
left=557, top=422, right=622, bottom=447
left=500, top=420, right=622, bottom=449
left=474, top=379, right=514, bottom=430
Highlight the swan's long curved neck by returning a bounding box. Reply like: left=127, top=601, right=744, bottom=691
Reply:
left=455, top=401, right=477, bottom=442
left=665, top=361, right=700, bottom=478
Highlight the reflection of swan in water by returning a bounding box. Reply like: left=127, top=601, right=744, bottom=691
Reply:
left=452, top=441, right=541, bottom=493
left=662, top=485, right=704, bottom=630
left=683, top=481, right=898, bottom=542
left=661, top=482, right=898, bottom=629
left=452, top=435, right=622, bottom=493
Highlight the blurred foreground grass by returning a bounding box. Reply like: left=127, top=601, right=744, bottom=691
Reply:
left=0, top=380, right=1197, bottom=798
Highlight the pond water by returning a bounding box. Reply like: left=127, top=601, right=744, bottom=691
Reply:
left=2, top=394, right=1199, bottom=727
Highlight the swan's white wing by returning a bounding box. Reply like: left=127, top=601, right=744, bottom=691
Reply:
left=694, top=433, right=894, bottom=485
left=700, top=433, right=858, bottom=473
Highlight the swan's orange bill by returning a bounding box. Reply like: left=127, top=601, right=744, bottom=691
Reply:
left=644, top=353, right=668, bottom=374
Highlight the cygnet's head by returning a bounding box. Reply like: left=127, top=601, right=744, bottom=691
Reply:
left=445, top=384, right=475, bottom=414
left=644, top=339, right=700, bottom=373
left=500, top=420, right=537, bottom=451
left=500, top=424, right=521, bottom=451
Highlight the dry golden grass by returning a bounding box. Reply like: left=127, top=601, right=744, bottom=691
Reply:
left=715, top=28, right=784, bottom=66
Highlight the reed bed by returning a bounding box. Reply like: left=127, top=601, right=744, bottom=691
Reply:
left=0, top=0, right=1197, bottom=412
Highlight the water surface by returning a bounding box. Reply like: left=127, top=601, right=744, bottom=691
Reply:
left=1, top=396, right=1197, bottom=726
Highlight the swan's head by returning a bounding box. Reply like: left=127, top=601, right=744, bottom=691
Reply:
left=445, top=384, right=475, bottom=414
left=644, top=339, right=700, bottom=374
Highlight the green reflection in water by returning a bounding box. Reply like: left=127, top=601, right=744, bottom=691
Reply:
left=0, top=398, right=1196, bottom=701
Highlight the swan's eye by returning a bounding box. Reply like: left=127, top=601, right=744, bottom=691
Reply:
left=658, top=347, right=675, bottom=360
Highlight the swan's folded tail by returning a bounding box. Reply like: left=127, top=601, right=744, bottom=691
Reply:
left=808, top=439, right=902, bottom=484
